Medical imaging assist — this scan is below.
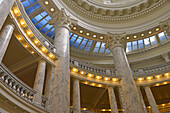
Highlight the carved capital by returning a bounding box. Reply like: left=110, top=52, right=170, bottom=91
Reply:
left=106, top=32, right=126, bottom=50
left=160, top=18, right=170, bottom=36
left=49, top=8, right=77, bottom=31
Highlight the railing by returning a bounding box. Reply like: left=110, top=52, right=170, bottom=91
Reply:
left=0, top=63, right=36, bottom=103
left=70, top=57, right=170, bottom=77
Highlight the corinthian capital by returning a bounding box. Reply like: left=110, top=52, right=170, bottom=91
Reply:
left=106, top=32, right=126, bottom=50
left=160, top=18, right=170, bottom=36
left=49, top=8, right=77, bottom=30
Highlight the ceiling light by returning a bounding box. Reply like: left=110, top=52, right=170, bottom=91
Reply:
left=104, top=77, right=110, bottom=81
left=88, top=74, right=94, bottom=78
left=31, top=51, right=34, bottom=54
left=141, top=34, right=144, bottom=36
left=147, top=106, right=151, bottom=108
left=147, top=76, right=153, bottom=80
left=112, top=78, right=118, bottom=82
left=155, top=83, right=160, bottom=86
left=72, top=68, right=78, bottom=72
left=164, top=73, right=169, bottom=77
left=100, top=36, right=103, bottom=39
left=49, top=53, right=54, bottom=58
left=149, top=31, right=152, bottom=34
left=50, top=8, right=54, bottom=12
left=86, top=33, right=90, bottom=36
left=162, top=104, right=165, bottom=106
left=163, top=82, right=167, bottom=84
left=134, top=35, right=137, bottom=38
left=84, top=82, right=88, bottom=84
left=73, top=27, right=76, bottom=30
left=80, top=30, right=83, bottom=33
left=25, top=45, right=28, bottom=48
left=18, top=37, right=22, bottom=40
left=96, top=76, right=102, bottom=80
left=156, top=28, right=159, bottom=31
left=137, top=78, right=144, bottom=81
left=93, top=35, right=96, bottom=38
left=20, top=19, right=27, bottom=27
left=45, top=1, right=49, bottom=4
left=80, top=71, right=85, bottom=75
left=13, top=7, right=20, bottom=16
left=155, top=75, right=162, bottom=79
left=126, top=37, right=129, bottom=39
left=82, top=108, right=87, bottom=110
left=98, top=84, right=102, bottom=87
left=91, top=83, right=95, bottom=86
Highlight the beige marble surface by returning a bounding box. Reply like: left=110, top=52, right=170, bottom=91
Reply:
left=144, top=86, right=160, bottom=113
left=33, top=60, right=46, bottom=105
left=108, top=87, right=118, bottom=113
left=0, top=24, right=14, bottom=63
left=0, top=0, right=14, bottom=30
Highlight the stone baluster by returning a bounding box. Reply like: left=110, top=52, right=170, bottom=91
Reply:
left=73, top=79, right=81, bottom=113
left=144, top=86, right=159, bottom=113
left=0, top=0, right=15, bottom=30
left=108, top=87, right=118, bottom=113
left=0, top=24, right=14, bottom=63
left=49, top=8, right=77, bottom=113
left=33, top=60, right=46, bottom=105
left=106, top=32, right=145, bottom=113
left=44, top=65, right=55, bottom=109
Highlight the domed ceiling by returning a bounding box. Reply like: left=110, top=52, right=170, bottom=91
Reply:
left=89, top=0, right=141, bottom=5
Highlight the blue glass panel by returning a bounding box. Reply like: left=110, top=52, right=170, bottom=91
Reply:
left=93, top=48, right=99, bottom=52
left=41, top=11, right=47, bottom=17
left=81, top=38, right=88, bottom=45
left=40, top=27, right=48, bottom=33
left=95, top=42, right=101, bottom=47
left=33, top=3, right=40, bottom=9
left=47, top=32, right=54, bottom=37
left=52, top=36, right=55, bottom=39
left=126, top=42, right=131, bottom=46
left=45, top=24, right=53, bottom=30
left=45, top=16, right=52, bottom=20
left=40, top=19, right=48, bottom=25
left=144, top=38, right=150, bottom=47
left=31, top=18, right=37, bottom=24
left=85, top=40, right=93, bottom=51
left=51, top=28, right=55, bottom=32
left=99, top=42, right=105, bottom=53
left=105, top=49, right=110, bottom=53
left=138, top=40, right=144, bottom=49
left=132, top=41, right=137, bottom=50
left=29, top=0, right=37, bottom=4
left=26, top=6, right=35, bottom=14
left=22, top=1, right=31, bottom=8
left=73, top=37, right=83, bottom=48
left=158, top=32, right=166, bottom=41
left=35, top=23, right=42, bottom=29
left=150, top=36, right=157, bottom=45
left=69, top=33, right=73, bottom=38
left=34, top=15, right=43, bottom=21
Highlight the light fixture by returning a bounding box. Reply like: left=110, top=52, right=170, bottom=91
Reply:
left=148, top=106, right=151, bottom=108
left=134, top=35, right=137, bottom=38
left=126, top=37, right=129, bottom=39
left=149, top=31, right=152, bottom=34
left=73, top=27, right=76, bottom=30
left=96, top=76, right=102, bottom=80
left=101, top=109, right=106, bottom=111
left=137, top=78, right=144, bottom=81
left=82, top=108, right=87, bottom=110
left=112, top=78, right=118, bottom=82
left=86, top=33, right=90, bottom=36
left=156, top=28, right=159, bottom=31
left=20, top=19, right=27, bottom=27
left=147, top=76, right=153, bottom=80
left=141, top=34, right=144, bottom=36
left=18, top=37, right=22, bottom=40
left=93, top=35, right=96, bottom=38
left=104, top=77, right=110, bottom=81
left=72, top=68, right=78, bottom=72
left=84, top=81, right=88, bottom=84
left=163, top=82, right=167, bottom=85
left=100, top=36, right=103, bottom=39
left=80, top=71, right=85, bottom=75
left=34, top=39, right=40, bottom=45
left=155, top=83, right=160, bottom=86
left=164, top=73, right=169, bottom=77
left=80, top=30, right=83, bottom=33
left=98, top=84, right=102, bottom=87
left=88, top=74, right=94, bottom=78
left=41, top=47, right=47, bottom=53
left=162, top=104, right=165, bottom=106
left=31, top=51, right=34, bottom=54
left=50, top=8, right=54, bottom=12
left=25, top=45, right=28, bottom=48
left=91, top=83, right=95, bottom=86
left=155, top=75, right=162, bottom=79
left=26, top=30, right=33, bottom=37
left=13, top=7, right=21, bottom=16
left=49, top=53, right=54, bottom=58
left=45, top=1, right=49, bottom=4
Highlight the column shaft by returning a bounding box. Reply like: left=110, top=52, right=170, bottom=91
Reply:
left=108, top=87, right=118, bottom=113
left=111, top=47, right=144, bottom=113
left=137, top=87, right=147, bottom=113
left=0, top=0, right=15, bottom=30
left=50, top=26, right=70, bottom=113
left=44, top=65, right=54, bottom=109
left=33, top=60, right=46, bottom=105
left=73, top=79, right=81, bottom=113
left=118, top=87, right=126, bottom=113
left=0, top=24, right=14, bottom=63
left=144, top=86, right=159, bottom=113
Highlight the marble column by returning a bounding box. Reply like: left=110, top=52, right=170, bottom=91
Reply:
left=0, top=0, right=15, bottom=30
left=33, top=60, right=46, bottom=105
left=44, top=65, right=54, bottom=109
left=49, top=8, right=77, bottom=113
left=118, top=87, right=126, bottom=113
left=0, top=24, right=14, bottom=63
left=106, top=33, right=145, bottom=113
left=73, top=79, right=81, bottom=113
left=108, top=87, right=118, bottom=113
left=137, top=87, right=147, bottom=113
left=144, top=86, right=159, bottom=113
